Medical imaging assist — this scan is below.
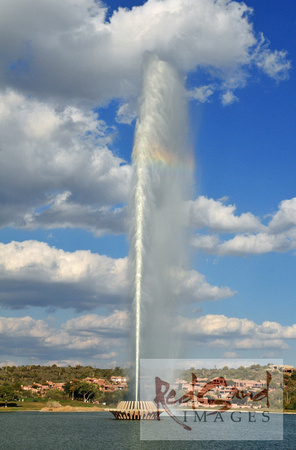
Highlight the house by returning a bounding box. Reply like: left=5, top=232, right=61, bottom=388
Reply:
left=269, top=364, right=295, bottom=375
left=110, top=376, right=128, bottom=384
left=21, top=381, right=65, bottom=396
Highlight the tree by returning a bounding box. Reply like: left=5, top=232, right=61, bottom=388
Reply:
left=291, top=371, right=296, bottom=381
left=63, top=379, right=80, bottom=400
left=101, top=389, right=127, bottom=405
left=77, top=382, right=98, bottom=403
left=0, top=385, right=18, bottom=406
left=44, top=389, right=65, bottom=401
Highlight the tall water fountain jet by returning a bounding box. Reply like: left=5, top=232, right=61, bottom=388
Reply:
left=130, top=54, right=193, bottom=401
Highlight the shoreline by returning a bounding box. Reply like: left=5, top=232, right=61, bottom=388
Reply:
left=0, top=407, right=106, bottom=413
left=1, top=406, right=295, bottom=414
left=40, top=405, right=105, bottom=412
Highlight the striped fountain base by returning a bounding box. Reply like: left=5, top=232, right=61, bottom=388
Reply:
left=106, top=401, right=162, bottom=420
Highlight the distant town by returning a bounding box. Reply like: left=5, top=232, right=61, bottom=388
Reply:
left=22, top=375, right=128, bottom=399
left=0, top=365, right=129, bottom=407
left=0, top=363, right=296, bottom=411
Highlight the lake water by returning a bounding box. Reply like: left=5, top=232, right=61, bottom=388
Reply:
left=1, top=411, right=295, bottom=449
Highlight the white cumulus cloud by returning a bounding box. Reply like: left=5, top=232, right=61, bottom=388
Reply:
left=1, top=311, right=295, bottom=364
left=0, top=313, right=127, bottom=365
left=0, top=240, right=234, bottom=311
left=177, top=314, right=296, bottom=351
left=188, top=196, right=262, bottom=233
left=0, top=240, right=129, bottom=310
left=0, top=90, right=131, bottom=234
left=187, top=85, right=215, bottom=103
left=268, top=198, right=296, bottom=232
left=191, top=197, right=296, bottom=256
left=174, top=269, right=236, bottom=303
left=221, top=90, right=239, bottom=105
left=63, top=310, right=129, bottom=336
left=0, top=0, right=290, bottom=105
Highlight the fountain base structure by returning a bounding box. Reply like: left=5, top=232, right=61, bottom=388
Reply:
left=106, top=401, right=162, bottom=420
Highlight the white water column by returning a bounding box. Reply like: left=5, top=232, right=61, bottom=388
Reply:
left=130, top=54, right=192, bottom=401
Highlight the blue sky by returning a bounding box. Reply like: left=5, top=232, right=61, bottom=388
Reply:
left=0, top=0, right=296, bottom=368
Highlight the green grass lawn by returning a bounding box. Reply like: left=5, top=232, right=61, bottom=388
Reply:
left=0, top=398, right=107, bottom=412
